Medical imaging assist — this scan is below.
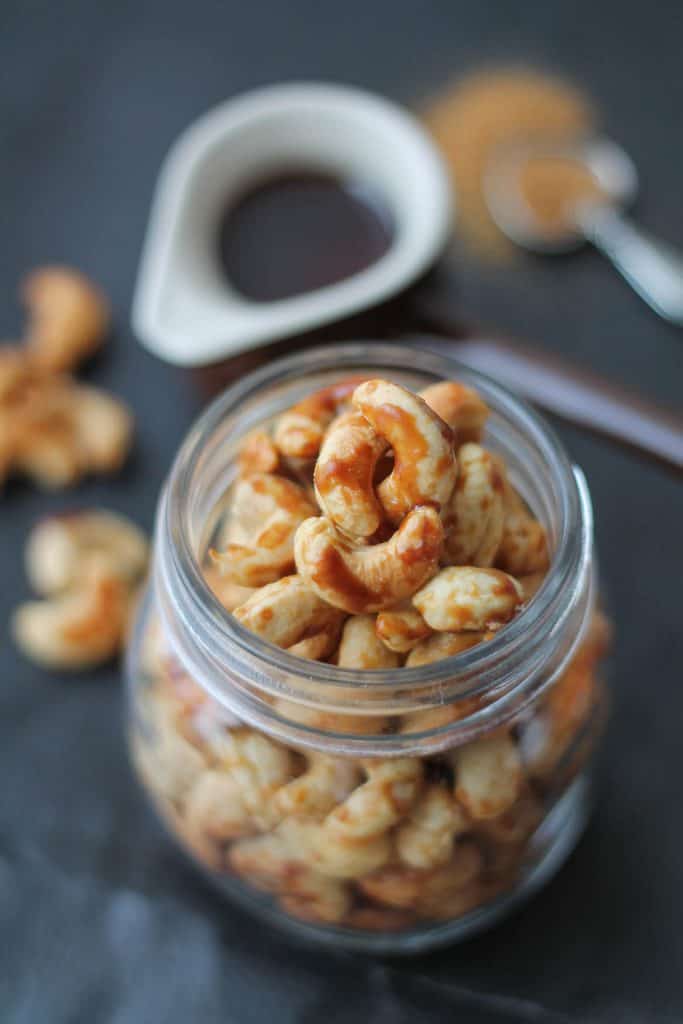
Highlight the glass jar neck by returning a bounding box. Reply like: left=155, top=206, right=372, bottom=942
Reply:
left=153, top=343, right=595, bottom=756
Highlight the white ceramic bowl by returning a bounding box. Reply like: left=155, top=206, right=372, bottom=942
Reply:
left=132, top=82, right=452, bottom=366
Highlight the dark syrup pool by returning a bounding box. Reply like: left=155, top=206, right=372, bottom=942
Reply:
left=216, top=172, right=394, bottom=302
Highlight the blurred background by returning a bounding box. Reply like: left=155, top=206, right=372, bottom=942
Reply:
left=1, top=2, right=681, bottom=1022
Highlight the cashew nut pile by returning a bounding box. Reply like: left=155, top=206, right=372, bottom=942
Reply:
left=131, top=375, right=611, bottom=932
left=0, top=267, right=133, bottom=490
left=12, top=510, right=149, bottom=669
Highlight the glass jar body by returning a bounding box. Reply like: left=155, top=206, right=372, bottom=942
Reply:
left=125, top=344, right=610, bottom=954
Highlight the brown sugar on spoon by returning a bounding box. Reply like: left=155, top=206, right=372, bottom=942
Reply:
left=422, top=67, right=596, bottom=258
left=517, top=153, right=606, bottom=238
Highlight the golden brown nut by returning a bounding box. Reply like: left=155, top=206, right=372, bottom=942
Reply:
left=21, top=266, right=110, bottom=372
left=396, top=784, right=470, bottom=869
left=183, top=769, right=256, bottom=841
left=273, top=377, right=366, bottom=459
left=294, top=507, right=443, bottom=614
left=314, top=410, right=387, bottom=540
left=232, top=575, right=345, bottom=649
left=211, top=474, right=317, bottom=587
left=359, top=841, right=482, bottom=911
left=375, top=604, right=433, bottom=653
left=353, top=379, right=457, bottom=525
left=131, top=714, right=207, bottom=808
left=420, top=381, right=490, bottom=443
left=496, top=513, right=550, bottom=576
left=237, top=429, right=280, bottom=477
left=413, top=566, right=523, bottom=632
left=210, top=728, right=297, bottom=831
left=9, top=377, right=132, bottom=489
left=337, top=614, right=401, bottom=669
left=229, top=824, right=352, bottom=923
left=12, top=557, right=131, bottom=669
left=25, top=510, right=148, bottom=595
left=404, top=630, right=487, bottom=667
left=453, top=731, right=523, bottom=820
left=443, top=443, right=504, bottom=566
left=321, top=758, right=423, bottom=843
left=273, top=755, right=361, bottom=820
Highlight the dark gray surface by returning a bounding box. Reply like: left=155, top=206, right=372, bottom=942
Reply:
left=1, top=2, right=682, bottom=1022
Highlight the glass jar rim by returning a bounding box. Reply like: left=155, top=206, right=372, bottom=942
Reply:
left=156, top=342, right=594, bottom=752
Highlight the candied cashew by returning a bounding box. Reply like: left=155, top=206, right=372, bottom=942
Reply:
left=232, top=575, right=345, bottom=649
left=294, top=506, right=443, bottom=614
left=375, top=604, right=433, bottom=653
left=477, top=791, right=543, bottom=845
left=443, top=443, right=504, bottom=566
left=396, top=784, right=470, bottom=869
left=359, top=841, right=482, bottom=911
left=211, top=474, right=316, bottom=586
left=203, top=567, right=256, bottom=612
left=183, top=769, right=256, bottom=841
left=453, top=731, right=523, bottom=820
left=273, top=755, right=361, bottom=819
left=309, top=829, right=393, bottom=879
left=405, top=630, right=487, bottom=667
left=337, top=614, right=401, bottom=669
left=353, top=379, right=457, bottom=524
left=229, top=825, right=351, bottom=923
left=11, top=378, right=132, bottom=488
left=420, top=381, right=490, bottom=443
left=314, top=410, right=387, bottom=539
left=413, top=566, right=523, bottom=632
left=321, top=758, right=423, bottom=843
left=22, top=266, right=110, bottom=372
left=210, top=728, right=297, bottom=831
left=273, top=377, right=366, bottom=458
left=12, top=558, right=131, bottom=669
left=286, top=627, right=341, bottom=661
left=25, top=510, right=148, bottom=595
left=272, top=696, right=388, bottom=737
left=497, top=512, right=550, bottom=576
left=131, top=715, right=206, bottom=808
left=237, top=428, right=279, bottom=476
left=495, top=469, right=550, bottom=576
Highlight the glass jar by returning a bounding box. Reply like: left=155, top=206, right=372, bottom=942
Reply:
left=126, top=343, right=610, bottom=954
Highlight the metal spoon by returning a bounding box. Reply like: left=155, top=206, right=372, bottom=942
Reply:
left=485, top=138, right=683, bottom=326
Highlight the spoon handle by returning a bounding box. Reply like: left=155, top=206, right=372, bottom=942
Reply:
left=579, top=205, right=683, bottom=325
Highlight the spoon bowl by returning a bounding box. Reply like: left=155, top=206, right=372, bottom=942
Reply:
left=484, top=137, right=638, bottom=253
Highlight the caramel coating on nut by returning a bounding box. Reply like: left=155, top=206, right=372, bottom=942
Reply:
left=273, top=755, right=361, bottom=820
left=184, top=769, right=256, bottom=841
left=353, top=379, right=457, bottom=524
left=359, top=841, right=482, bottom=910
left=314, top=410, right=387, bottom=540
left=273, top=377, right=367, bottom=459
left=232, top=575, right=345, bottom=649
left=375, top=604, right=433, bottom=653
left=25, top=510, right=148, bottom=595
left=413, top=566, right=523, bottom=632
left=22, top=267, right=110, bottom=373
left=497, top=512, right=550, bottom=576
left=420, top=381, right=489, bottom=443
left=337, top=614, right=401, bottom=670
left=237, top=429, right=280, bottom=477
left=396, top=784, right=470, bottom=869
left=294, top=507, right=443, bottom=614
left=12, top=558, right=130, bottom=669
left=6, top=377, right=132, bottom=489
left=321, top=758, right=423, bottom=843
left=211, top=474, right=317, bottom=586
left=443, top=443, right=504, bottom=566
left=405, top=630, right=487, bottom=667
left=453, top=731, right=523, bottom=820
